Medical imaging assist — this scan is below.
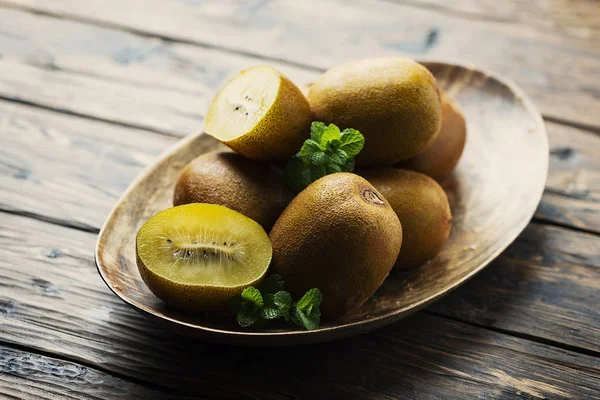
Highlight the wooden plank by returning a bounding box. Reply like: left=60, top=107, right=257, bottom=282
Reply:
left=2, top=0, right=600, bottom=129
left=1, top=213, right=599, bottom=399
left=0, top=345, right=189, bottom=400
left=0, top=7, right=316, bottom=136
left=539, top=123, right=600, bottom=233
left=429, top=221, right=600, bottom=353
left=0, top=100, right=175, bottom=232
left=1, top=99, right=599, bottom=235
left=389, top=0, right=600, bottom=40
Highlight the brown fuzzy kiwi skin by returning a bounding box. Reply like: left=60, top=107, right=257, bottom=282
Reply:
left=207, top=67, right=312, bottom=161
left=307, top=58, right=442, bottom=166
left=136, top=251, right=266, bottom=313
left=173, top=151, right=294, bottom=231
left=359, top=168, right=452, bottom=269
left=269, top=173, right=403, bottom=319
left=395, top=91, right=467, bottom=181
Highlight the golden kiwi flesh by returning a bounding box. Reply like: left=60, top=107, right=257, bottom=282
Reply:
left=136, top=203, right=272, bottom=312
left=205, top=66, right=312, bottom=161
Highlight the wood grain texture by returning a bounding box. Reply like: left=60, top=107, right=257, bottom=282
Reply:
left=429, top=221, right=600, bottom=353
left=0, top=7, right=316, bottom=136
left=390, top=0, right=600, bottom=39
left=3, top=0, right=600, bottom=128
left=0, top=345, right=186, bottom=400
left=1, top=213, right=600, bottom=398
left=94, top=63, right=548, bottom=344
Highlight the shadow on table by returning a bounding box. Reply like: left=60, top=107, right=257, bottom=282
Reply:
left=126, top=243, right=547, bottom=400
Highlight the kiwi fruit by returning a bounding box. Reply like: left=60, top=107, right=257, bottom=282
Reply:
left=307, top=57, right=442, bottom=166
left=136, top=203, right=272, bottom=312
left=269, top=173, right=402, bottom=319
left=173, top=151, right=294, bottom=231
left=395, top=91, right=467, bottom=181
left=205, top=66, right=312, bottom=160
left=359, top=168, right=451, bottom=269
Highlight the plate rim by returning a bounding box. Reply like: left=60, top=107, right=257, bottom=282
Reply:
left=95, top=60, right=549, bottom=343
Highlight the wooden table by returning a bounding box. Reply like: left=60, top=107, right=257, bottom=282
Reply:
left=1, top=1, right=599, bottom=398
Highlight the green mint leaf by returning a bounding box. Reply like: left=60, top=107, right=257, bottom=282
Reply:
left=297, top=139, right=323, bottom=162
left=262, top=291, right=293, bottom=321
left=241, top=286, right=263, bottom=308
left=273, top=291, right=292, bottom=321
left=325, top=139, right=342, bottom=152
left=291, top=288, right=323, bottom=330
left=237, top=309, right=261, bottom=327
left=339, top=128, right=364, bottom=157
left=326, top=162, right=342, bottom=174
left=261, top=294, right=281, bottom=319
left=327, top=149, right=349, bottom=166
left=259, top=274, right=285, bottom=295
left=296, top=288, right=323, bottom=314
left=284, top=156, right=313, bottom=192
left=234, top=286, right=264, bottom=328
left=304, top=151, right=327, bottom=166
left=320, top=123, right=341, bottom=144
left=293, top=307, right=321, bottom=330
left=310, top=121, right=328, bottom=143
left=340, top=157, right=355, bottom=172
left=285, top=123, right=363, bottom=192
left=290, top=301, right=321, bottom=330
left=309, top=163, right=328, bottom=182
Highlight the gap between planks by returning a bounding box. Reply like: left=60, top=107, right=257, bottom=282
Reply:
left=0, top=340, right=196, bottom=398
left=0, top=0, right=599, bottom=138
left=423, top=309, right=600, bottom=360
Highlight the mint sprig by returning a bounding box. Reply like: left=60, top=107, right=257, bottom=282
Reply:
left=235, top=287, right=263, bottom=327
left=290, top=288, right=322, bottom=331
left=262, top=291, right=292, bottom=321
left=231, top=274, right=322, bottom=330
left=284, top=122, right=364, bottom=192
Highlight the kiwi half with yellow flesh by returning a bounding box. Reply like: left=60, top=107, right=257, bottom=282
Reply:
left=307, top=57, right=442, bottom=166
left=173, top=151, right=294, bottom=231
left=136, top=203, right=272, bottom=312
left=269, top=173, right=403, bottom=319
left=205, top=66, right=312, bottom=161
left=395, top=91, right=467, bottom=181
left=359, top=168, right=451, bottom=269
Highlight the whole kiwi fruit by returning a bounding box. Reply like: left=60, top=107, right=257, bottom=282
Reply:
left=269, top=173, right=403, bottom=319
left=307, top=57, right=442, bottom=166
left=359, top=168, right=452, bottom=269
left=395, top=91, right=467, bottom=181
left=173, top=151, right=294, bottom=231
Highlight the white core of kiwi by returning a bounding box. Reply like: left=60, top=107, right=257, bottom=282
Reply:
left=205, top=67, right=280, bottom=140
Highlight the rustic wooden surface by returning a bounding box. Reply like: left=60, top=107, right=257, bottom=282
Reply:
left=0, top=0, right=599, bottom=398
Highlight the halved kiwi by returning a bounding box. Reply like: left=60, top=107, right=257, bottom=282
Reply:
left=205, top=66, right=312, bottom=160
left=136, top=203, right=272, bottom=312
